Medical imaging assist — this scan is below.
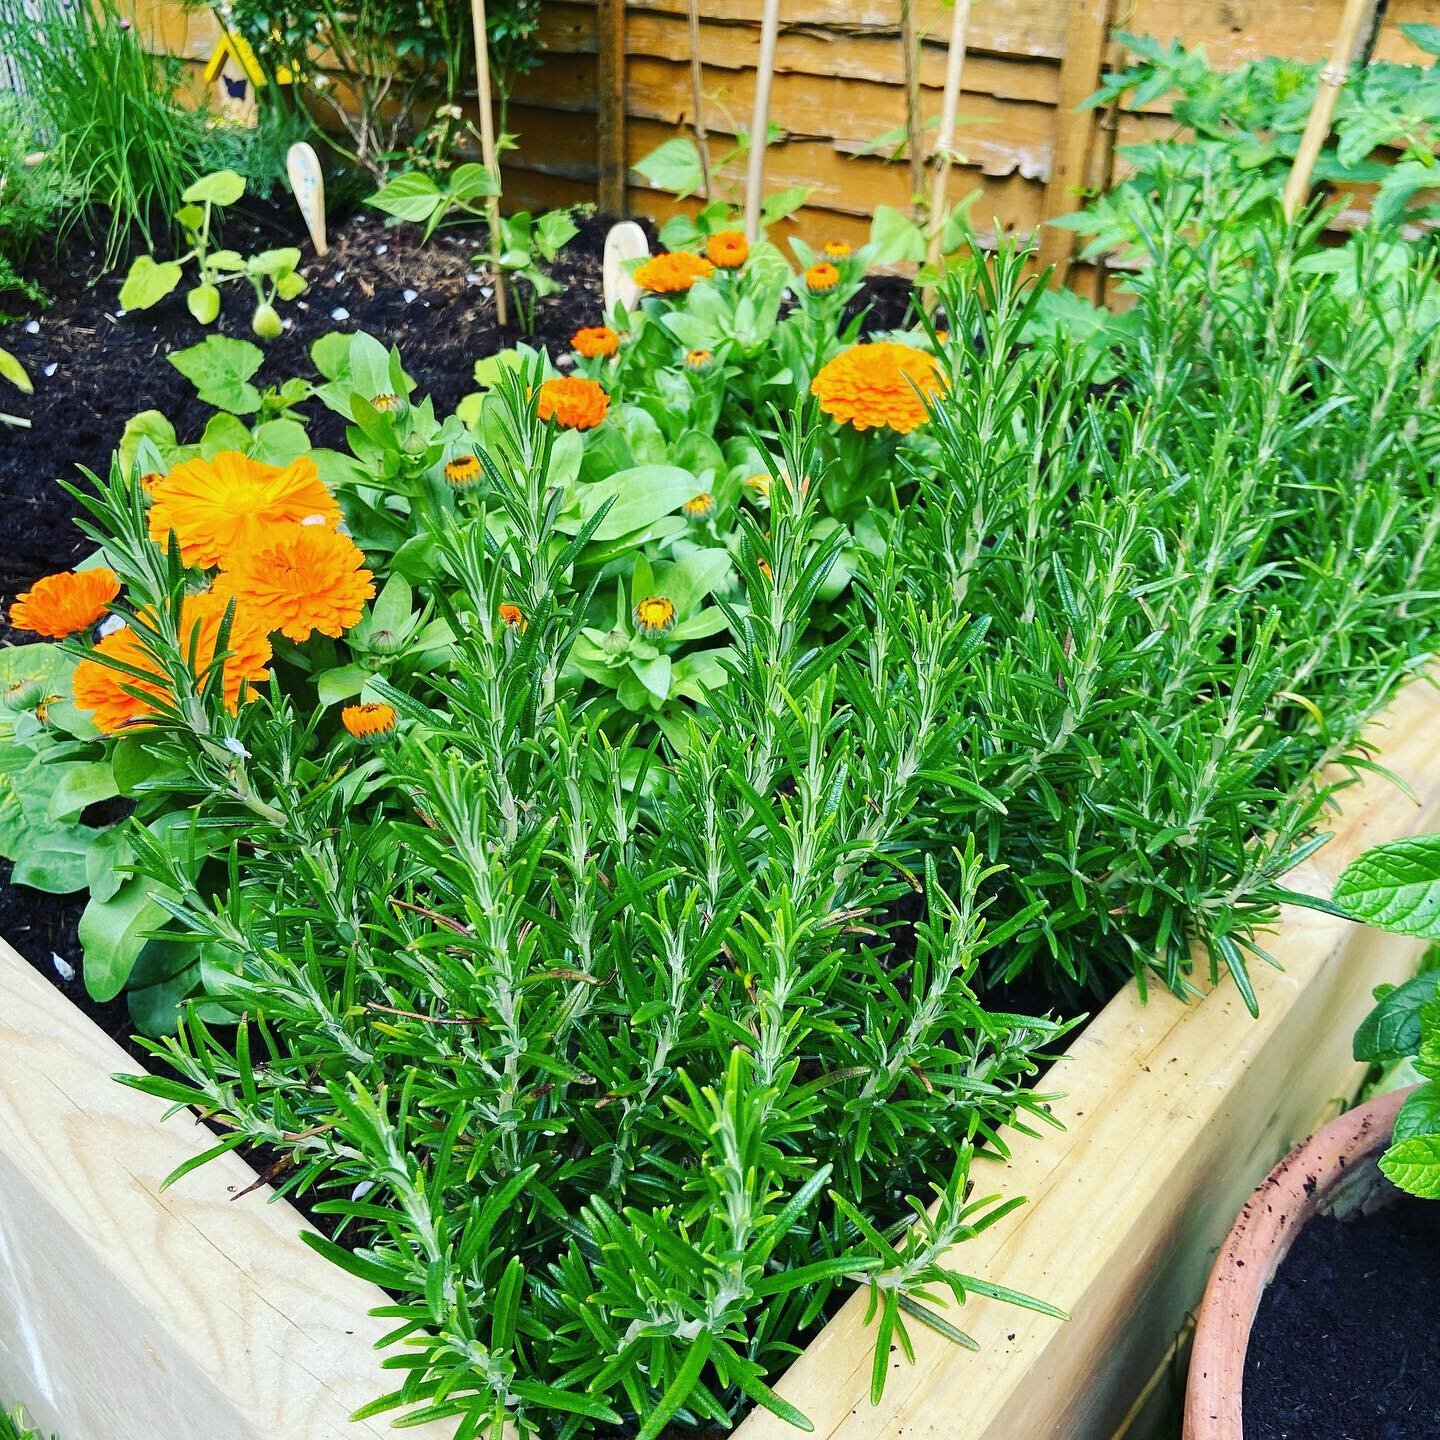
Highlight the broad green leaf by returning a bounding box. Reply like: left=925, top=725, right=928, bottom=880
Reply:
left=119, top=410, right=179, bottom=476
left=1354, top=973, right=1440, bottom=1063
left=868, top=205, right=925, bottom=265
left=169, top=335, right=265, bottom=415
left=249, top=419, right=311, bottom=465
left=1336, top=835, right=1440, bottom=938
left=559, top=465, right=700, bottom=540
left=366, top=171, right=443, bottom=224
left=633, top=137, right=705, bottom=197
left=182, top=169, right=246, bottom=206
left=449, top=162, right=499, bottom=202
left=0, top=345, right=32, bottom=395
left=1379, top=1134, right=1440, bottom=1198
left=1400, top=22, right=1440, bottom=55
left=48, top=760, right=122, bottom=821
left=119, top=256, right=184, bottom=311
left=78, top=875, right=178, bottom=1001
left=10, top=827, right=93, bottom=894
left=199, top=411, right=254, bottom=457
left=1394, top=1081, right=1440, bottom=1143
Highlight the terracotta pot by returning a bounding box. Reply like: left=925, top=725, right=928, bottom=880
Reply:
left=1182, top=1085, right=1416, bottom=1439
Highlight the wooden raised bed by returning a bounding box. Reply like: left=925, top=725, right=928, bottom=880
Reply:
left=0, top=672, right=1437, bottom=1440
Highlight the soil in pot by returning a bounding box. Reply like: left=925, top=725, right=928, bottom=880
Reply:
left=1242, top=1192, right=1440, bottom=1440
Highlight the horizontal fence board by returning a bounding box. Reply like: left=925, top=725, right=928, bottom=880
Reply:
left=537, top=3, right=1063, bottom=104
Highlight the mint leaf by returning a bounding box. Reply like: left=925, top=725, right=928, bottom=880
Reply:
left=1335, top=835, right=1440, bottom=937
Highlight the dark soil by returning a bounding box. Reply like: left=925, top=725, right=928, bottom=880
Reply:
left=1244, top=1192, right=1440, bottom=1439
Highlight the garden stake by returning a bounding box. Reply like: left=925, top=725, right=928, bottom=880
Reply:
left=467, top=0, right=509, bottom=325
left=1281, top=0, right=1383, bottom=218
left=743, top=0, right=782, bottom=242
left=922, top=0, right=971, bottom=308
left=901, top=0, right=925, bottom=219
left=285, top=142, right=328, bottom=256
left=686, top=0, right=713, bottom=198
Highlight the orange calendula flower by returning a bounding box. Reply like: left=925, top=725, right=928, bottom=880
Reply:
left=823, top=241, right=852, bottom=259
left=743, top=472, right=773, bottom=506
left=214, top=523, right=375, bottom=643
left=370, top=392, right=404, bottom=413
left=682, top=492, right=715, bottom=520
left=572, top=325, right=620, bottom=359
left=140, top=471, right=165, bottom=493
left=10, top=567, right=121, bottom=638
left=499, top=602, right=527, bottom=632
left=634, top=251, right=714, bottom=294
left=634, top=596, right=677, bottom=637
left=685, top=348, right=715, bottom=372
left=148, top=452, right=340, bottom=570
left=706, top=230, right=749, bottom=269
left=806, top=263, right=841, bottom=293
left=537, top=376, right=610, bottom=430
left=444, top=453, right=483, bottom=487
left=71, top=592, right=272, bottom=734
left=342, top=701, right=397, bottom=741
left=810, top=341, right=945, bottom=434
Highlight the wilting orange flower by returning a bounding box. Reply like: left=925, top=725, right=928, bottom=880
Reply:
left=806, top=263, right=840, bottom=293
left=634, top=251, right=714, bottom=294
left=743, top=472, right=773, bottom=505
left=342, top=701, right=397, bottom=741
left=683, top=492, right=715, bottom=520
left=148, top=452, right=340, bottom=570
left=214, top=524, right=374, bottom=643
left=444, top=454, right=483, bottom=487
left=10, top=567, right=120, bottom=638
left=823, top=241, right=852, bottom=259
left=634, top=596, right=677, bottom=637
left=810, top=341, right=944, bottom=434
left=71, top=592, right=272, bottom=733
left=499, top=602, right=527, bottom=632
left=370, top=392, right=404, bottom=413
left=758, top=557, right=773, bottom=581
left=706, top=230, right=749, bottom=269
left=537, top=376, right=610, bottom=430
left=572, top=325, right=620, bottom=358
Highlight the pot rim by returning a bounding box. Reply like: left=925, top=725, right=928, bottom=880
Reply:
left=1181, top=1084, right=1416, bottom=1440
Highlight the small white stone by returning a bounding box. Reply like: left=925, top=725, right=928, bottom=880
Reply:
left=465, top=273, right=483, bottom=287
left=330, top=306, right=350, bottom=321
left=481, top=286, right=494, bottom=299
left=333, top=269, right=346, bottom=283
left=24, top=319, right=39, bottom=334
left=52, top=953, right=76, bottom=982
left=43, top=363, right=57, bottom=377
left=402, top=288, right=418, bottom=304
left=97, top=614, right=127, bottom=638
left=376, top=244, right=388, bottom=255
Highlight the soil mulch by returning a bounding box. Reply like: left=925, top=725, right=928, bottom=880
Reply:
left=1244, top=1191, right=1440, bottom=1439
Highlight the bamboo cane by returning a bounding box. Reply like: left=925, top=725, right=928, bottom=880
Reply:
left=900, top=0, right=924, bottom=218
left=1281, top=0, right=1383, bottom=220
left=743, top=0, right=782, bottom=242
left=468, top=0, right=509, bottom=325
left=686, top=0, right=714, bottom=199
left=922, top=0, right=971, bottom=306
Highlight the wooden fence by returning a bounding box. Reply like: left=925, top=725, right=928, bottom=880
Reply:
left=133, top=0, right=1440, bottom=263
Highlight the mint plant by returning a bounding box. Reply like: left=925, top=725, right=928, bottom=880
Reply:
left=1336, top=837, right=1440, bottom=1199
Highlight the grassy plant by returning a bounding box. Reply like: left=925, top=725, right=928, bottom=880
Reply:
left=0, top=0, right=266, bottom=266
left=0, top=1402, right=47, bottom=1440
left=0, top=94, right=74, bottom=266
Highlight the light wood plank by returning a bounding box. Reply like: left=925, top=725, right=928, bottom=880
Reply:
left=734, top=670, right=1440, bottom=1440
left=0, top=942, right=455, bottom=1440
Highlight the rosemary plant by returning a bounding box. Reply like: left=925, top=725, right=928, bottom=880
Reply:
left=88, top=400, right=1067, bottom=1438
left=80, top=185, right=1440, bottom=1436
